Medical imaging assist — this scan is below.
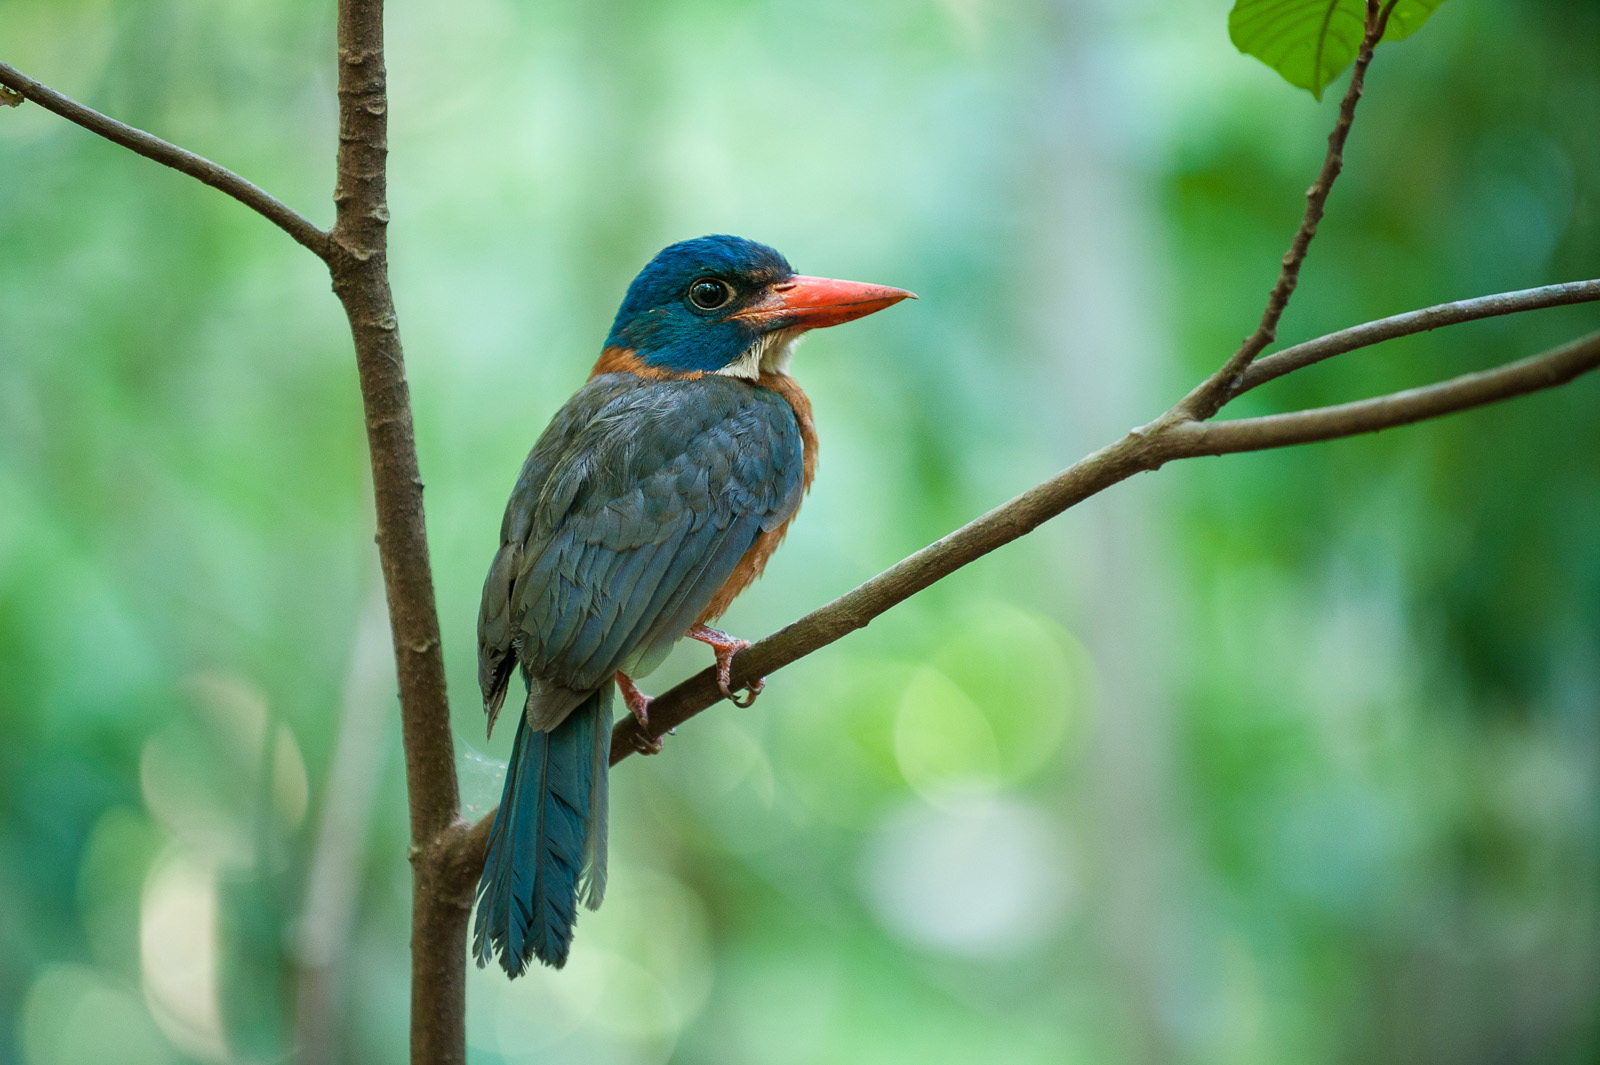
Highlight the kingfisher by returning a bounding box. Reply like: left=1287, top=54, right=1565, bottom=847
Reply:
left=473, top=234, right=913, bottom=975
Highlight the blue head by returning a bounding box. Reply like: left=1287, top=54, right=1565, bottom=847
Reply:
left=601, top=235, right=914, bottom=378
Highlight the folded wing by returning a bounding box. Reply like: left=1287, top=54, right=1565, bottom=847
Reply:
left=478, top=373, right=805, bottom=733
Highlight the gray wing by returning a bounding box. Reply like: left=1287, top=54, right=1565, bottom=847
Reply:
left=478, top=373, right=804, bottom=734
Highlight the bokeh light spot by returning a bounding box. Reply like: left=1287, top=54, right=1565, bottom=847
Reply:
left=861, top=795, right=1072, bottom=959
left=894, top=665, right=1001, bottom=801
left=21, top=964, right=178, bottom=1065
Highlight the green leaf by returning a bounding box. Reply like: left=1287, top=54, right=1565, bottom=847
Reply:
left=1228, top=0, right=1448, bottom=99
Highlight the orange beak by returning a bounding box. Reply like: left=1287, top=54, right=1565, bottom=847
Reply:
left=734, top=275, right=916, bottom=331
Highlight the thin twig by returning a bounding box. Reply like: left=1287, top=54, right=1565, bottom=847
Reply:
left=1176, top=329, right=1600, bottom=454
left=1235, top=278, right=1600, bottom=394
left=0, top=60, right=330, bottom=259
left=1180, top=0, right=1398, bottom=419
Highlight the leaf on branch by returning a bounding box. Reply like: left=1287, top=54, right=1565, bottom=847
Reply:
left=1228, top=0, right=1447, bottom=99
left=0, top=85, right=24, bottom=108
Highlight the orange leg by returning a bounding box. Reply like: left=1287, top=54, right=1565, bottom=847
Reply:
left=688, top=624, right=765, bottom=707
left=616, top=671, right=662, bottom=755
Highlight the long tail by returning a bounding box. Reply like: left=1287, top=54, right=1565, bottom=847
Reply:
left=473, top=686, right=612, bottom=975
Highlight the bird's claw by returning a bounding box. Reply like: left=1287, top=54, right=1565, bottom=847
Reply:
left=728, top=675, right=764, bottom=708
left=616, top=671, right=662, bottom=755
left=688, top=624, right=766, bottom=707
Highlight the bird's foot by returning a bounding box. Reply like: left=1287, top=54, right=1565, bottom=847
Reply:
left=616, top=671, right=662, bottom=755
left=688, top=624, right=765, bottom=707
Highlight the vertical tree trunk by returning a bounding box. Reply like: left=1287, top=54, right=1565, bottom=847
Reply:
left=327, top=1, right=470, bottom=1060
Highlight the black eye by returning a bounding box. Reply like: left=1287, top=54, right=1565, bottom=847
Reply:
left=687, top=277, right=733, bottom=310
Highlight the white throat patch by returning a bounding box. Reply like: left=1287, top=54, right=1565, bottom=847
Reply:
left=714, top=328, right=806, bottom=381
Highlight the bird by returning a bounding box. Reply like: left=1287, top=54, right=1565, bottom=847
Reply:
left=472, top=234, right=913, bottom=975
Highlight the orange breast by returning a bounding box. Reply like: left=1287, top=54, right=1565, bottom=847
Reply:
left=697, top=371, right=817, bottom=623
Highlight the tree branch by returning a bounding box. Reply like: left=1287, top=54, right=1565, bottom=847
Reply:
left=0, top=60, right=330, bottom=259
left=592, top=324, right=1600, bottom=762
left=330, top=0, right=459, bottom=852
left=1235, top=278, right=1600, bottom=394
left=434, top=326, right=1597, bottom=903
left=10, top=11, right=468, bottom=1060
left=440, top=424, right=1170, bottom=889
left=322, top=3, right=466, bottom=1062
left=10, top=13, right=471, bottom=1061
left=9, top=15, right=468, bottom=1063
left=1181, top=0, right=1397, bottom=419
left=1174, top=329, right=1600, bottom=454
left=443, top=315, right=1600, bottom=888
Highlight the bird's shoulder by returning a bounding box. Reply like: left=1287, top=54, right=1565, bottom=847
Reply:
left=501, top=371, right=803, bottom=547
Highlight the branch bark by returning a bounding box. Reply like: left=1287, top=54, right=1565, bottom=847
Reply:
left=325, top=3, right=467, bottom=1063
left=1176, top=329, right=1600, bottom=454
left=1181, top=0, right=1397, bottom=419
left=0, top=60, right=330, bottom=258
left=1237, top=278, right=1600, bottom=393
left=6, top=27, right=467, bottom=1065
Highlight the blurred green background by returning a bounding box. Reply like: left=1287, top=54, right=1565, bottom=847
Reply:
left=3, top=0, right=1598, bottom=1062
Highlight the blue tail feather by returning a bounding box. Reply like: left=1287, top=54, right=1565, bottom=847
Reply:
left=474, top=687, right=611, bottom=974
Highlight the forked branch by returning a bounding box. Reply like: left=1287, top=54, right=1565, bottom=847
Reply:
left=1182, top=0, right=1398, bottom=419
left=6, top=25, right=463, bottom=1064
left=1237, top=279, right=1600, bottom=393
left=1177, top=329, right=1600, bottom=453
